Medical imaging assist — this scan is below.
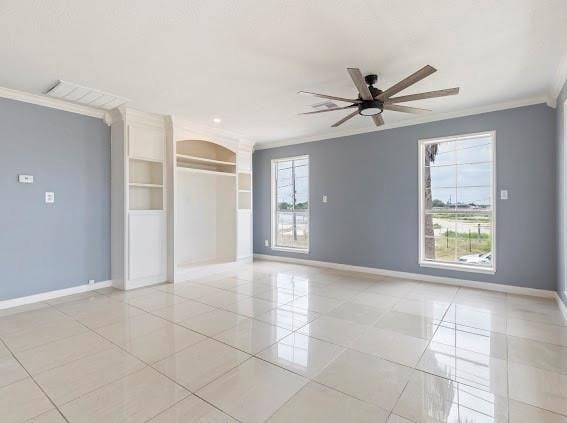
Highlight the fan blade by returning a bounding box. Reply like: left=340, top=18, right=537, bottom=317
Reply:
left=347, top=68, right=373, bottom=101
left=300, top=105, right=357, bottom=115
left=372, top=114, right=384, bottom=127
left=386, top=88, right=459, bottom=103
left=377, top=65, right=437, bottom=100
left=298, top=91, right=359, bottom=103
left=383, top=104, right=430, bottom=114
left=331, top=110, right=359, bottom=127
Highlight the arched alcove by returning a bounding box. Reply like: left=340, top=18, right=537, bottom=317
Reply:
left=174, top=139, right=237, bottom=271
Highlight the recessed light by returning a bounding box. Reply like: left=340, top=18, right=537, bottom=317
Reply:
left=213, top=117, right=222, bottom=124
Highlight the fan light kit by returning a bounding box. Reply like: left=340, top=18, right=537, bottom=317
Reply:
left=299, top=65, right=459, bottom=127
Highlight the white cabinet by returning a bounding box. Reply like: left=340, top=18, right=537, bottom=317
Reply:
left=237, top=210, right=252, bottom=259
left=128, top=213, right=167, bottom=282
left=129, top=123, right=165, bottom=161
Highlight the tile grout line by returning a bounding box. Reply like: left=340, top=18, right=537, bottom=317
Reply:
left=0, top=336, right=70, bottom=423
left=52, top=291, right=246, bottom=422
left=4, top=264, right=566, bottom=421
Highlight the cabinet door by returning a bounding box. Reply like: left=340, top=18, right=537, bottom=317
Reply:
left=128, top=213, right=167, bottom=281
left=128, top=123, right=165, bottom=161
left=237, top=210, right=253, bottom=259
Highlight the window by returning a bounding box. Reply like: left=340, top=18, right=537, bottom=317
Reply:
left=271, top=156, right=309, bottom=252
left=419, top=132, right=495, bottom=273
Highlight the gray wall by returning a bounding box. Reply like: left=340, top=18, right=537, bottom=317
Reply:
left=0, top=97, right=111, bottom=300
left=254, top=104, right=557, bottom=291
left=557, top=80, right=567, bottom=305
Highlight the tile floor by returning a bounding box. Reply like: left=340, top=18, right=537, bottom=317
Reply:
left=1, top=260, right=567, bottom=422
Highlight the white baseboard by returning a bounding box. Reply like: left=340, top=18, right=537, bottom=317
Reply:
left=0, top=280, right=113, bottom=310
left=124, top=274, right=168, bottom=290
left=254, top=254, right=556, bottom=299
left=556, top=293, right=567, bottom=321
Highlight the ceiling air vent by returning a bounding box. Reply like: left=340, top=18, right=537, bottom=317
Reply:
left=46, top=80, right=129, bottom=110
left=311, top=101, right=338, bottom=110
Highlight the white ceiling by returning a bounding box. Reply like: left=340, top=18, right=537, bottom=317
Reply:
left=1, top=0, right=566, bottom=147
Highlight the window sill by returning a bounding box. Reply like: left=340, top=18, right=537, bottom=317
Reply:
left=271, top=246, right=310, bottom=254
left=419, top=260, right=495, bottom=275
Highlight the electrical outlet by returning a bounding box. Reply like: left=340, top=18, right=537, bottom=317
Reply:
left=500, top=190, right=508, bottom=200
left=265, top=240, right=269, bottom=247
left=88, top=279, right=95, bottom=285
left=322, top=195, right=328, bottom=203
left=45, top=192, right=55, bottom=203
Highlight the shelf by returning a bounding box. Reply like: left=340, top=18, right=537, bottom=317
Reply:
left=176, top=154, right=236, bottom=166
left=238, top=172, right=251, bottom=191
left=129, top=159, right=163, bottom=185
left=129, top=183, right=163, bottom=188
left=176, top=166, right=236, bottom=177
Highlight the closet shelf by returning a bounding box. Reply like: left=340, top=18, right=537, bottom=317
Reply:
left=176, top=154, right=236, bottom=166
left=176, top=166, right=236, bottom=177
left=129, top=183, right=163, bottom=188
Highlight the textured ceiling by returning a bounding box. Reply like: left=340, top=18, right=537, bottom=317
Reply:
left=1, top=0, right=566, bottom=146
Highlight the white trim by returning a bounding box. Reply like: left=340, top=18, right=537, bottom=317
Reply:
left=556, top=293, right=567, bottom=322
left=254, top=96, right=547, bottom=150
left=564, top=98, right=567, bottom=302
left=254, top=254, right=556, bottom=298
left=0, top=280, right=113, bottom=310
left=0, top=85, right=109, bottom=123
left=271, top=246, right=310, bottom=254
left=418, top=131, right=496, bottom=274
left=548, top=52, right=567, bottom=107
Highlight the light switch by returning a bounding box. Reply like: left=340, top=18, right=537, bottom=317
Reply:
left=500, top=190, right=508, bottom=200
left=18, top=174, right=34, bottom=184
left=45, top=192, right=55, bottom=203
left=265, top=240, right=269, bottom=247
left=322, top=195, right=328, bottom=203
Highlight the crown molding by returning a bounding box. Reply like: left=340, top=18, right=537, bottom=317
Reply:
left=254, top=95, right=548, bottom=150
left=548, top=50, right=567, bottom=108
left=170, top=116, right=254, bottom=150
left=0, top=85, right=109, bottom=124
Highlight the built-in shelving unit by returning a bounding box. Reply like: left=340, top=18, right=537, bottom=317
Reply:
left=111, top=108, right=167, bottom=290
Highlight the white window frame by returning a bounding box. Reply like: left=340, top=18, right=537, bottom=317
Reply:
left=564, top=98, right=567, bottom=299
left=418, top=131, right=496, bottom=274
left=271, top=155, right=310, bottom=253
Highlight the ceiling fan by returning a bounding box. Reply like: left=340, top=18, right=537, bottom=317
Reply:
left=299, top=65, right=459, bottom=127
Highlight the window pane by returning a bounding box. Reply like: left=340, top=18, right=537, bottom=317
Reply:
left=276, top=212, right=294, bottom=247
left=457, top=163, right=492, bottom=187
left=456, top=186, right=492, bottom=208
left=426, top=187, right=457, bottom=210
left=429, top=165, right=456, bottom=188
left=456, top=139, right=492, bottom=163
left=294, top=212, right=309, bottom=249
left=425, top=141, right=457, bottom=166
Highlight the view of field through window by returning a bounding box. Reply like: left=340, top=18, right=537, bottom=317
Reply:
left=422, top=133, right=494, bottom=268
left=273, top=156, right=309, bottom=250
